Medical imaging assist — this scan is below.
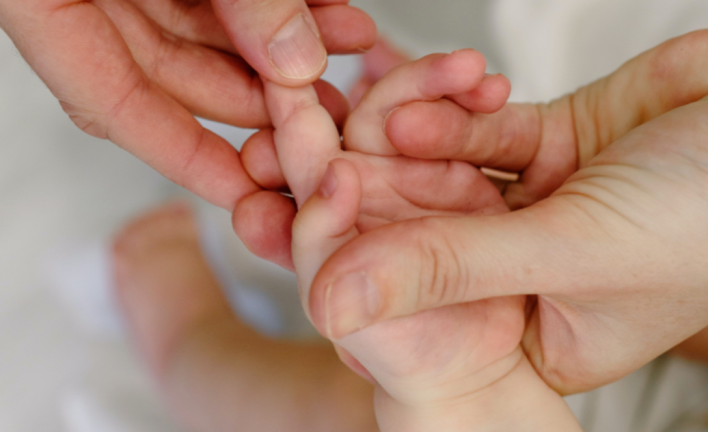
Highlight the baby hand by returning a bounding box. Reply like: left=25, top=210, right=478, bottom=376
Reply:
left=263, top=50, right=579, bottom=430
left=294, top=159, right=579, bottom=432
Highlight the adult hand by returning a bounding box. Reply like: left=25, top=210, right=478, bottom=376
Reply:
left=0, top=0, right=375, bottom=210
left=305, top=30, right=708, bottom=395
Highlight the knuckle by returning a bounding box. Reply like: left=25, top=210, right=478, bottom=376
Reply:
left=414, top=218, right=469, bottom=309
left=65, top=64, right=149, bottom=141
left=147, top=31, right=180, bottom=82
left=179, top=126, right=208, bottom=175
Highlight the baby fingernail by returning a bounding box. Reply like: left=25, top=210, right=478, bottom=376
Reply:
left=382, top=107, right=400, bottom=135
left=319, top=163, right=337, bottom=199
left=269, top=14, right=327, bottom=80
left=325, top=272, right=380, bottom=339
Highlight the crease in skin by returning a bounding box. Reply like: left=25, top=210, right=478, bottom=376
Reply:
left=105, top=70, right=153, bottom=138
left=389, top=159, right=504, bottom=213
left=126, top=0, right=233, bottom=52
left=47, top=0, right=93, bottom=15
left=555, top=190, right=643, bottom=241
left=568, top=89, right=598, bottom=169
left=268, top=13, right=327, bottom=80
left=571, top=32, right=708, bottom=168
left=523, top=300, right=579, bottom=395
left=671, top=147, right=708, bottom=191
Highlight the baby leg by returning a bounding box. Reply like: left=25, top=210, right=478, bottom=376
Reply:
left=113, top=203, right=377, bottom=432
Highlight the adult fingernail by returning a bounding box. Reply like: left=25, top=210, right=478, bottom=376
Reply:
left=325, top=272, right=380, bottom=339
left=269, top=14, right=327, bottom=80
left=319, top=163, right=338, bottom=199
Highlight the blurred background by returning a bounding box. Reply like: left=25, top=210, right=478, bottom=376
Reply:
left=3, top=0, right=708, bottom=430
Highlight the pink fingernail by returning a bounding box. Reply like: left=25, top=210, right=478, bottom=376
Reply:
left=319, top=164, right=338, bottom=199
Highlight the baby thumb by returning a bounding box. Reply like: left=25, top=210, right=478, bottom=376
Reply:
left=292, top=159, right=362, bottom=318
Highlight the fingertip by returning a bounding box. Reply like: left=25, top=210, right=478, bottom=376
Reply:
left=313, top=79, right=350, bottom=129
left=232, top=191, right=296, bottom=271
left=305, top=158, right=362, bottom=238
left=334, top=344, right=378, bottom=384
left=313, top=5, right=378, bottom=54
left=450, top=73, right=512, bottom=114
left=448, top=48, right=488, bottom=70
left=327, top=159, right=362, bottom=197
left=241, top=129, right=288, bottom=191
left=212, top=0, right=327, bottom=86
left=307, top=221, right=420, bottom=338
left=424, top=49, right=487, bottom=96
left=292, top=159, right=361, bottom=311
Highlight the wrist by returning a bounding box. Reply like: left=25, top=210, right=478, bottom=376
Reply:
left=374, top=353, right=581, bottom=432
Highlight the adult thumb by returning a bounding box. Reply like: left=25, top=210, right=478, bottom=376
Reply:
left=307, top=202, right=606, bottom=341
left=211, top=0, right=328, bottom=85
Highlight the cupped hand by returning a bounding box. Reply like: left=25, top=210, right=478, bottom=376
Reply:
left=305, top=30, right=708, bottom=395
left=0, top=0, right=375, bottom=210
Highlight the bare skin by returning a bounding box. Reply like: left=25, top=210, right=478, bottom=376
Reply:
left=672, top=328, right=708, bottom=363
left=111, top=49, right=516, bottom=432
left=112, top=203, right=378, bottom=432
left=305, top=30, right=708, bottom=397
left=344, top=34, right=708, bottom=371
left=0, top=0, right=376, bottom=271
left=261, top=44, right=580, bottom=426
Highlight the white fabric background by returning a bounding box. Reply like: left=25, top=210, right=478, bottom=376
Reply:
left=2, top=0, right=708, bottom=430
